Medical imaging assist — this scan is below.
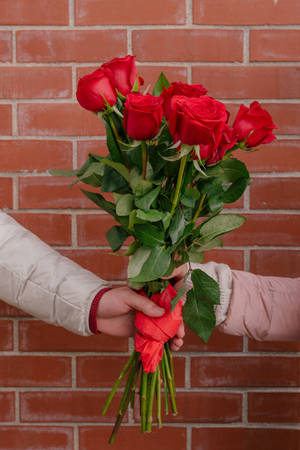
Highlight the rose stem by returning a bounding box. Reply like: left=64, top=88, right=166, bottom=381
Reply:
left=192, top=193, right=206, bottom=222
left=102, top=350, right=137, bottom=415
left=141, top=370, right=148, bottom=433
left=161, top=357, right=169, bottom=415
left=146, top=369, right=158, bottom=432
left=165, top=342, right=176, bottom=393
left=141, top=140, right=147, bottom=180
left=108, top=355, right=139, bottom=445
left=163, top=348, right=177, bottom=415
left=170, top=154, right=188, bottom=218
left=156, top=365, right=162, bottom=428
left=130, top=360, right=142, bottom=409
left=107, top=113, right=129, bottom=169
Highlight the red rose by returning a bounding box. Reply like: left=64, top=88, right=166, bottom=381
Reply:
left=169, top=95, right=228, bottom=160
left=161, top=81, right=207, bottom=120
left=207, top=124, right=237, bottom=165
left=233, top=101, right=277, bottom=148
left=102, top=55, right=143, bottom=96
left=123, top=93, right=163, bottom=141
left=76, top=68, right=117, bottom=112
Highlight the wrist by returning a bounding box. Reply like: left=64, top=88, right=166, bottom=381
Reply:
left=89, top=287, right=112, bottom=334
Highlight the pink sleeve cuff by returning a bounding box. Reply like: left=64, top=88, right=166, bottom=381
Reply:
left=89, top=287, right=112, bottom=334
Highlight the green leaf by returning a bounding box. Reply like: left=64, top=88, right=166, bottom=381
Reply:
left=105, top=119, right=123, bottom=163
left=134, top=180, right=153, bottom=197
left=188, top=249, right=204, bottom=264
left=181, top=187, right=200, bottom=208
left=135, top=186, right=161, bottom=211
left=48, top=168, right=79, bottom=177
left=80, top=189, right=116, bottom=217
left=206, top=158, right=249, bottom=183
left=127, top=246, right=152, bottom=279
left=102, top=165, right=129, bottom=192
left=191, top=269, right=220, bottom=305
left=200, top=213, right=246, bottom=241
left=152, top=72, right=170, bottom=96
left=71, top=162, right=103, bottom=187
left=183, top=289, right=216, bottom=343
left=124, top=240, right=139, bottom=256
left=130, top=246, right=171, bottom=282
left=116, top=194, right=134, bottom=216
left=208, top=195, right=223, bottom=213
left=101, top=158, right=130, bottom=182
left=191, top=237, right=223, bottom=253
left=134, top=223, right=165, bottom=247
left=169, top=208, right=185, bottom=244
left=129, top=167, right=142, bottom=191
left=136, top=209, right=166, bottom=222
left=162, top=212, right=171, bottom=231
left=106, top=226, right=128, bottom=252
left=222, top=177, right=251, bottom=204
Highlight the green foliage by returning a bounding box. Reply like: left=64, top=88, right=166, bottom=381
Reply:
left=129, top=246, right=171, bottom=282
left=106, top=226, right=129, bottom=252
left=152, top=72, right=170, bottom=96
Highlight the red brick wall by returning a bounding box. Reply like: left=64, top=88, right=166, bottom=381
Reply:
left=0, top=1, right=300, bottom=449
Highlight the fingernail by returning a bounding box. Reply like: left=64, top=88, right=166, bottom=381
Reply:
left=153, top=306, right=165, bottom=314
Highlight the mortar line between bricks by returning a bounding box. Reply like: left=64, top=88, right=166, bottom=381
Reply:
left=73, top=425, right=79, bottom=450
left=2, top=24, right=300, bottom=31
left=4, top=98, right=300, bottom=104
left=12, top=175, right=18, bottom=210
left=3, top=387, right=300, bottom=393
left=187, top=426, right=192, bottom=450
left=13, top=317, right=18, bottom=352
left=71, top=214, right=78, bottom=248
left=243, top=392, right=248, bottom=425
left=243, top=28, right=250, bottom=64
left=0, top=134, right=299, bottom=140
left=15, top=389, right=20, bottom=423
left=69, top=0, right=74, bottom=27
left=186, top=0, right=193, bottom=26
left=185, top=355, right=191, bottom=388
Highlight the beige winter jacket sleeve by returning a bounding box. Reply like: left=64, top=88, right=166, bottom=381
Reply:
left=0, top=211, right=109, bottom=336
left=186, top=262, right=300, bottom=341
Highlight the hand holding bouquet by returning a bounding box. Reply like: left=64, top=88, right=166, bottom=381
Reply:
left=51, top=55, right=276, bottom=443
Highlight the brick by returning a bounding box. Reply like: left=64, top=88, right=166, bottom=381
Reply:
left=16, top=30, right=127, bottom=63
left=10, top=213, right=72, bottom=246
left=20, top=391, right=125, bottom=423
left=192, top=428, right=300, bottom=450
left=0, top=356, right=71, bottom=387
left=191, top=356, right=300, bottom=387
left=79, top=426, right=186, bottom=450
left=19, top=320, right=128, bottom=352
left=223, top=213, right=300, bottom=246
left=77, top=355, right=185, bottom=387
left=0, top=392, right=15, bottom=422
left=134, top=392, right=242, bottom=423
left=250, top=250, right=300, bottom=277
left=0, top=320, right=13, bottom=351
left=60, top=249, right=128, bottom=281
left=0, top=0, right=68, bottom=25
left=0, top=178, right=12, bottom=209
left=77, top=140, right=108, bottom=167
left=18, top=103, right=105, bottom=137
left=0, top=104, right=12, bottom=135
left=182, top=327, right=243, bottom=352
left=251, top=30, right=300, bottom=62
left=259, top=102, right=300, bottom=135
left=0, top=426, right=73, bottom=450
left=0, top=140, right=72, bottom=172
left=19, top=176, right=97, bottom=209
left=75, top=0, right=185, bottom=25
left=132, top=30, right=243, bottom=62
left=204, top=249, right=244, bottom=270
left=248, top=392, right=300, bottom=423
left=235, top=140, right=300, bottom=173
left=77, top=213, right=117, bottom=246
left=248, top=340, right=300, bottom=352
left=193, top=0, right=300, bottom=25
left=250, top=178, right=300, bottom=210
left=0, top=67, right=72, bottom=99
left=0, top=31, right=12, bottom=62
left=192, top=66, right=300, bottom=99
left=0, top=300, right=29, bottom=318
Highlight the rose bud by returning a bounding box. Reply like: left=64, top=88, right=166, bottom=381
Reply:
left=123, top=93, right=163, bottom=141
left=233, top=101, right=277, bottom=148
left=207, top=124, right=237, bottom=165
left=161, top=81, right=207, bottom=120
left=76, top=68, right=117, bottom=112
left=102, top=55, right=143, bottom=96
left=169, top=95, right=228, bottom=160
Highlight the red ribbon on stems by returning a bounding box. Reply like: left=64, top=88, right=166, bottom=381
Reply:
left=135, top=283, right=183, bottom=373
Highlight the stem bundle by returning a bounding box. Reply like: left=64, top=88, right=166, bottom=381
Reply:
left=102, top=343, right=177, bottom=444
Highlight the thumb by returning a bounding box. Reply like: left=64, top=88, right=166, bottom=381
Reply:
left=126, top=291, right=165, bottom=317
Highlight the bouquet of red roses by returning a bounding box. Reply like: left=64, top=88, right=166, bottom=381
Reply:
left=51, top=55, right=276, bottom=444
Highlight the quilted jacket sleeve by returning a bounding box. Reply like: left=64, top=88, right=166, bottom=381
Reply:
left=0, top=211, right=109, bottom=336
